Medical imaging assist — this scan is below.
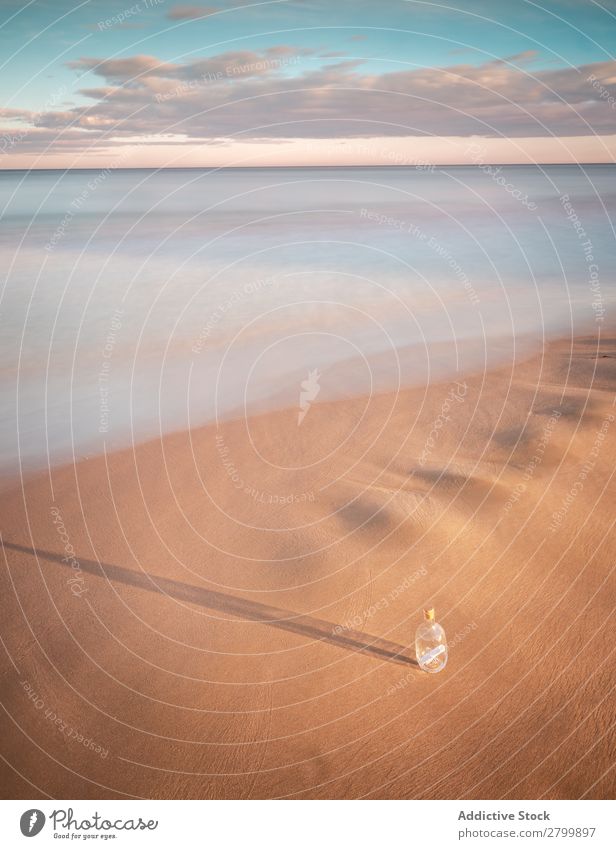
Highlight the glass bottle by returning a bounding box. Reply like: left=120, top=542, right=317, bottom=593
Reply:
left=415, top=607, right=448, bottom=673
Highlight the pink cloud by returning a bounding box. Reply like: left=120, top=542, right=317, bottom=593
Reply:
left=5, top=50, right=616, bottom=163
left=166, top=5, right=219, bottom=20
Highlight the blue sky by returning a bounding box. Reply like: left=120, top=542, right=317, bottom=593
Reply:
left=1, top=0, right=616, bottom=166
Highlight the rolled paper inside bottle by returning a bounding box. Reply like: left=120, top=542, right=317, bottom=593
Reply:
left=419, top=644, right=446, bottom=665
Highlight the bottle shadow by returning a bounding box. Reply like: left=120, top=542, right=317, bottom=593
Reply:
left=3, top=541, right=418, bottom=667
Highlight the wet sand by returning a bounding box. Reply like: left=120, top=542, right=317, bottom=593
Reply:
left=1, top=332, right=615, bottom=799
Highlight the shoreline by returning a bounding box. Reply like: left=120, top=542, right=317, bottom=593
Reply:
left=0, top=325, right=605, bottom=495
left=0, top=330, right=614, bottom=799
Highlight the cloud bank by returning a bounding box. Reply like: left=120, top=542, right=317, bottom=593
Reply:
left=2, top=46, right=616, bottom=163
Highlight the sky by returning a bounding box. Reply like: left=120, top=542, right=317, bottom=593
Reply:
left=1, top=0, right=616, bottom=167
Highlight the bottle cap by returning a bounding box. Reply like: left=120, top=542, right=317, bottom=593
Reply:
left=424, top=607, right=435, bottom=621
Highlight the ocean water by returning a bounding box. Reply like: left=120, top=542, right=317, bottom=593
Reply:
left=0, top=165, right=614, bottom=479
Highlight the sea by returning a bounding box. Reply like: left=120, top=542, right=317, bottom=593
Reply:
left=0, top=165, right=614, bottom=478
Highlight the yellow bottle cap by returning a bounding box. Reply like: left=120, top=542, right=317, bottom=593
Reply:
left=424, top=607, right=435, bottom=621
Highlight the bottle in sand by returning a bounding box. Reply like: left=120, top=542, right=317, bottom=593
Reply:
left=415, top=607, right=448, bottom=673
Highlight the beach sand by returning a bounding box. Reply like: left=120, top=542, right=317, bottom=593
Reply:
left=0, top=332, right=615, bottom=800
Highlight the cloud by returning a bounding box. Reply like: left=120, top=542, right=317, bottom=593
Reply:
left=166, top=4, right=219, bottom=19
left=7, top=50, right=616, bottom=157
left=68, top=48, right=314, bottom=83
left=0, top=106, right=36, bottom=122
left=499, top=50, right=539, bottom=66
left=68, top=55, right=178, bottom=81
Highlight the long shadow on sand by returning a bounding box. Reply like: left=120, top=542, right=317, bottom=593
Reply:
left=4, top=541, right=417, bottom=667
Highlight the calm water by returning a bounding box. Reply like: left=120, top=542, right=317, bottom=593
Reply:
left=0, top=165, right=614, bottom=478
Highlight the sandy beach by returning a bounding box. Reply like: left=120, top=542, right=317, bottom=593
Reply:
left=1, top=331, right=615, bottom=800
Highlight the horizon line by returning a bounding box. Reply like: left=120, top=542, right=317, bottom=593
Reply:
left=1, top=162, right=614, bottom=173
